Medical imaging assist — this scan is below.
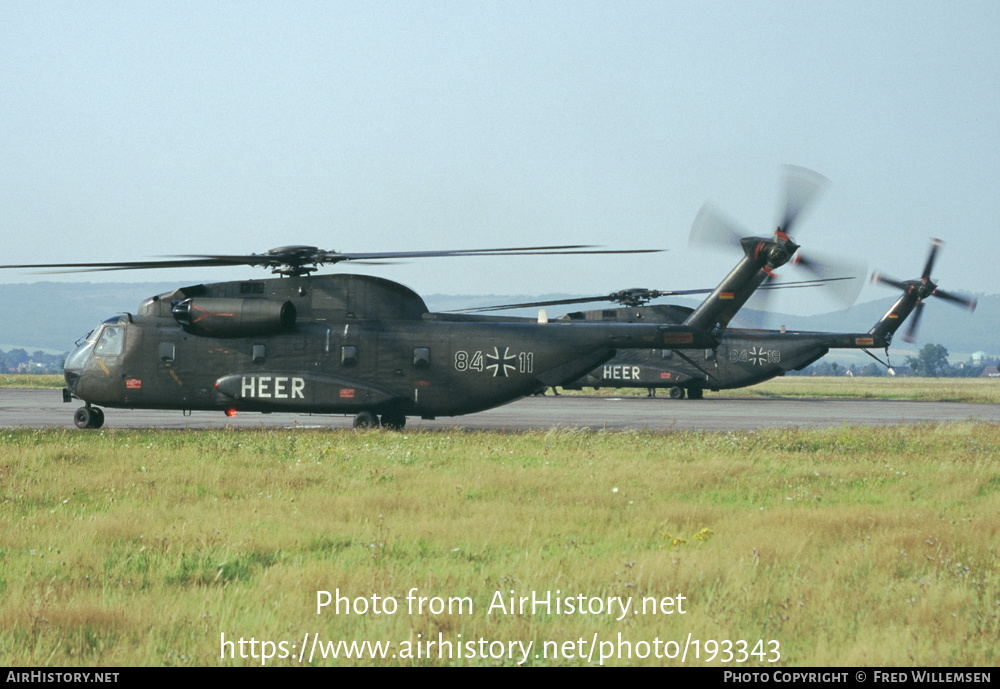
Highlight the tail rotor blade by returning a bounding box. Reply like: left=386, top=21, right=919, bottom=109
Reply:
left=934, top=288, right=977, bottom=311
left=793, top=251, right=866, bottom=308
left=779, top=165, right=829, bottom=236
left=689, top=203, right=747, bottom=250
left=691, top=164, right=828, bottom=246
left=922, top=238, right=943, bottom=280
left=873, top=237, right=976, bottom=344
left=903, top=301, right=925, bottom=343
left=744, top=273, right=777, bottom=319
left=871, top=272, right=909, bottom=291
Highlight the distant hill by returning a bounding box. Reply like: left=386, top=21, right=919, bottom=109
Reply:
left=760, top=295, right=990, bottom=358
left=0, top=282, right=177, bottom=353
left=1, top=282, right=993, bottom=363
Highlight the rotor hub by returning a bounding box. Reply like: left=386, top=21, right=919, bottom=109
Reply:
left=766, top=243, right=791, bottom=267
left=610, top=288, right=656, bottom=307
left=916, top=279, right=938, bottom=300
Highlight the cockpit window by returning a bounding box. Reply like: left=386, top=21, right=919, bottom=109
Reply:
left=76, top=329, right=100, bottom=346
left=95, top=326, right=124, bottom=357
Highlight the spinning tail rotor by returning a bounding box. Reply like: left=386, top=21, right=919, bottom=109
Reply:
left=870, top=238, right=977, bottom=344
left=690, top=165, right=827, bottom=257
left=685, top=166, right=864, bottom=332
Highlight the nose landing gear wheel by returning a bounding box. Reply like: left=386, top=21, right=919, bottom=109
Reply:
left=74, top=406, right=105, bottom=429
left=668, top=385, right=685, bottom=400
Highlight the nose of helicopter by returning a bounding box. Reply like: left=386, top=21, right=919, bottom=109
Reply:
left=63, top=330, right=99, bottom=395
left=63, top=346, right=87, bottom=395
left=64, top=369, right=81, bottom=395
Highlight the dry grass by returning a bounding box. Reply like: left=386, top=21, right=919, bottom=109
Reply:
left=712, top=376, right=1000, bottom=403
left=0, top=374, right=63, bottom=389
left=1, top=423, right=998, bottom=666
left=567, top=376, right=1000, bottom=404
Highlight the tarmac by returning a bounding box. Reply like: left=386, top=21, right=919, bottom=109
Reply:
left=3, top=388, right=999, bottom=432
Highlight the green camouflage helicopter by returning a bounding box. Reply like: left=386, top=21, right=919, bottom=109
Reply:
left=4, top=165, right=865, bottom=428
left=469, top=242, right=974, bottom=399
left=2, top=230, right=805, bottom=429
left=455, top=167, right=976, bottom=399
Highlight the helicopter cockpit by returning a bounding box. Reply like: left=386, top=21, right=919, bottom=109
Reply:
left=64, top=316, right=129, bottom=395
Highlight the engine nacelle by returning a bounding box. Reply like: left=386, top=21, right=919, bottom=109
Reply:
left=171, top=298, right=296, bottom=337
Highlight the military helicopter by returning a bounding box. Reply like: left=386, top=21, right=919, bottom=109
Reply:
left=1, top=228, right=806, bottom=429
left=468, top=239, right=975, bottom=398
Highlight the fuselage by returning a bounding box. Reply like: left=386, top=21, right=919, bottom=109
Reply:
left=61, top=230, right=805, bottom=425
left=557, top=304, right=890, bottom=393
left=63, top=274, right=712, bottom=419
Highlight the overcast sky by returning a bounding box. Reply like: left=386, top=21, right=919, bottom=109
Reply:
left=2, top=2, right=997, bottom=316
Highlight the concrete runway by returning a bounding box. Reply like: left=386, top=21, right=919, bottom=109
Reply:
left=3, top=388, right=999, bottom=431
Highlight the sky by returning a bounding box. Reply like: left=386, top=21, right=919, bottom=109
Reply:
left=2, top=2, right=998, bottom=316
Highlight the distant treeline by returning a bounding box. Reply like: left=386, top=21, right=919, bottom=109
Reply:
left=791, top=343, right=998, bottom=378
left=1, top=348, right=66, bottom=374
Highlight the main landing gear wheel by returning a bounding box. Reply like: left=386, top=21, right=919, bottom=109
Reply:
left=353, top=411, right=379, bottom=429
left=687, top=387, right=703, bottom=400
left=380, top=411, right=406, bottom=431
left=74, top=406, right=105, bottom=429
left=669, top=385, right=685, bottom=400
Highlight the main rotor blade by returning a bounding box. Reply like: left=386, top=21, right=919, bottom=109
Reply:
left=779, top=165, right=829, bottom=236
left=756, top=277, right=856, bottom=290
left=0, top=245, right=663, bottom=274
left=452, top=278, right=854, bottom=313
left=0, top=257, right=260, bottom=273
left=745, top=276, right=858, bottom=322
left=322, top=246, right=664, bottom=262
left=451, top=288, right=718, bottom=313
left=454, top=295, right=634, bottom=312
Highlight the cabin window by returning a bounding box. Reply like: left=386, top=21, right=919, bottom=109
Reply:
left=240, top=282, right=266, bottom=295
left=413, top=347, right=431, bottom=369
left=252, top=345, right=267, bottom=364
left=95, top=326, right=124, bottom=357
left=705, top=349, right=716, bottom=361
left=661, top=349, right=673, bottom=360
left=341, top=346, right=358, bottom=367
left=158, top=342, right=175, bottom=363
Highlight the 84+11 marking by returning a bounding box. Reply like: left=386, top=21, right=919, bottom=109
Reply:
left=455, top=347, right=533, bottom=377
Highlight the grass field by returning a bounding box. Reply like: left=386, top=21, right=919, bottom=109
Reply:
left=0, top=374, right=64, bottom=389
left=568, top=375, right=1000, bottom=404
left=2, top=422, right=998, bottom=666
left=712, top=376, right=1000, bottom=403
